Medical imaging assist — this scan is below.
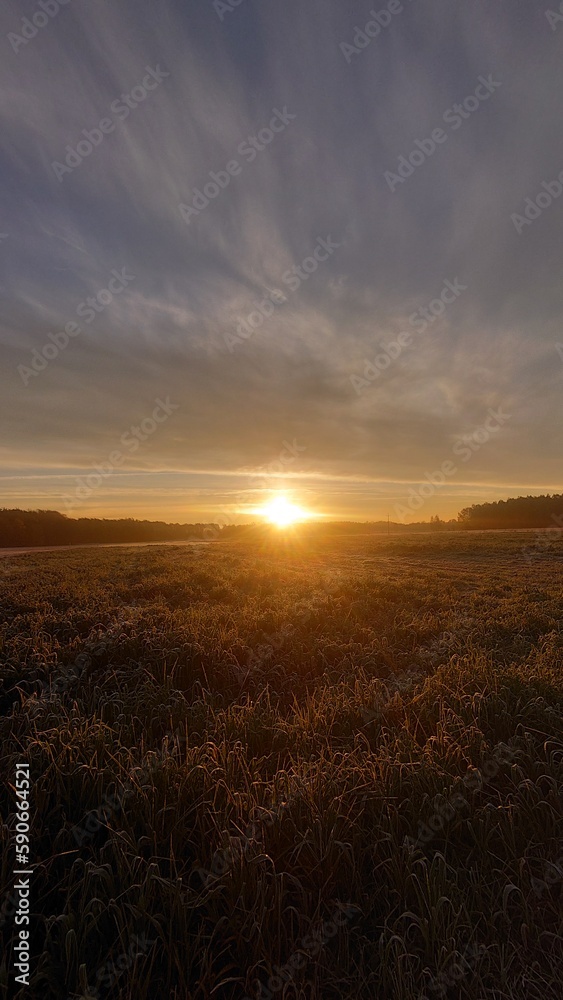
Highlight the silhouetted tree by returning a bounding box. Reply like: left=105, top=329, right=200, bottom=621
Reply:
left=457, top=495, right=563, bottom=529
left=0, top=510, right=216, bottom=547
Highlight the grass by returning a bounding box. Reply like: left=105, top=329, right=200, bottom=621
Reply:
left=1, top=529, right=563, bottom=999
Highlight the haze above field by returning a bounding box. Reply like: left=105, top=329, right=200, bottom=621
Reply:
left=2, top=494, right=563, bottom=548
left=1, top=0, right=562, bottom=522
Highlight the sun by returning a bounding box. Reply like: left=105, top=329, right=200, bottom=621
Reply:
left=260, top=495, right=309, bottom=528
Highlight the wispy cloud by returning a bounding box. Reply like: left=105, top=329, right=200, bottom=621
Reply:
left=1, top=0, right=562, bottom=519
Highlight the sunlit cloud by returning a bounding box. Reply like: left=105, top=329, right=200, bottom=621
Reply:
left=1, top=0, right=562, bottom=520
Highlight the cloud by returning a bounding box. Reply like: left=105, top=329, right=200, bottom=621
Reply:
left=0, top=0, right=562, bottom=519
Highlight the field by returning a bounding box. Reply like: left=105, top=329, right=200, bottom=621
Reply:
left=1, top=531, right=563, bottom=1000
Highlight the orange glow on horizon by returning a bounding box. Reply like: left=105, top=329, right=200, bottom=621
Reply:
left=253, top=494, right=313, bottom=528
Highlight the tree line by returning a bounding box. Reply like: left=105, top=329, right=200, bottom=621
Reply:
left=1, top=496, right=563, bottom=547
left=0, top=510, right=215, bottom=548
left=457, top=495, right=563, bottom=530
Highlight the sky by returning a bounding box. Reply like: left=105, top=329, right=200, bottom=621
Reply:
left=1, top=0, right=562, bottom=525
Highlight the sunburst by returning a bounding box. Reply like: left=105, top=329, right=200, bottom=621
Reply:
left=258, top=494, right=310, bottom=528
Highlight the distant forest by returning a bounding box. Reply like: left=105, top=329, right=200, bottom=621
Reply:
left=1, top=495, right=563, bottom=547
left=457, top=495, right=563, bottom=530
left=0, top=509, right=213, bottom=548
left=458, top=493, right=563, bottom=530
